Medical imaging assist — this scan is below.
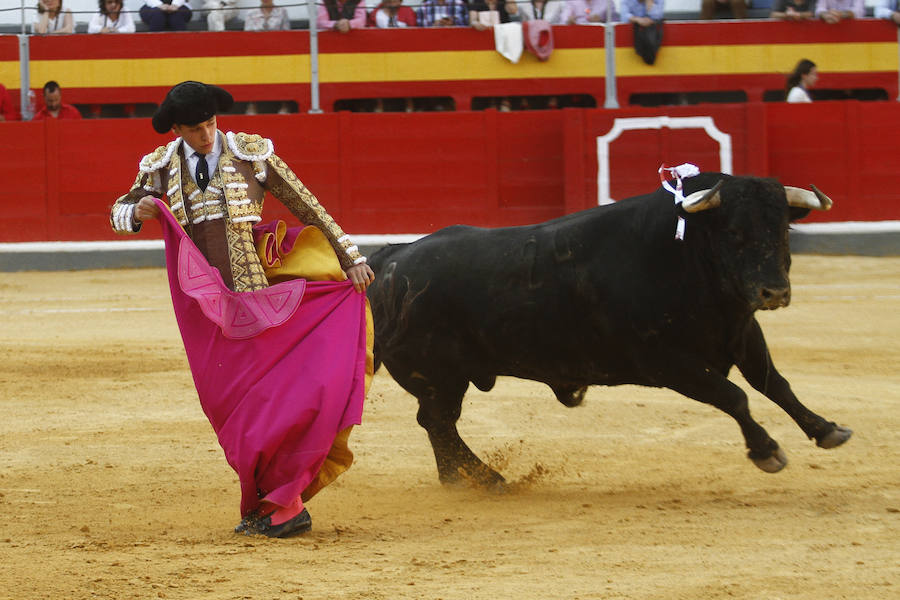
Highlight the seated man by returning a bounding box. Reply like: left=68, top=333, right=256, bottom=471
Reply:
left=368, top=0, right=417, bottom=27
left=32, top=80, right=82, bottom=120
left=318, top=0, right=367, bottom=32
left=875, top=0, right=900, bottom=25
left=815, top=0, right=863, bottom=23
left=700, top=0, right=747, bottom=19
left=563, top=0, right=619, bottom=23
left=417, top=0, right=469, bottom=26
left=204, top=0, right=239, bottom=31
left=140, top=0, right=193, bottom=31
left=770, top=0, right=815, bottom=20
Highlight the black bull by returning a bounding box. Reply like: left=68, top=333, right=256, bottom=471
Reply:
left=366, top=173, right=852, bottom=487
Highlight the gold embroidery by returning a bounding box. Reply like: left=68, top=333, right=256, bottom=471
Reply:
left=225, top=222, right=268, bottom=292
left=266, top=154, right=362, bottom=269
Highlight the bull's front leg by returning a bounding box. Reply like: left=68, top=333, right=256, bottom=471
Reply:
left=736, top=318, right=852, bottom=450
left=663, top=359, right=788, bottom=473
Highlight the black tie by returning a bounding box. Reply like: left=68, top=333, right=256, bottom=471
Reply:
left=195, top=153, right=209, bottom=192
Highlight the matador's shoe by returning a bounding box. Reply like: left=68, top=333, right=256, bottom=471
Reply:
left=236, top=508, right=312, bottom=538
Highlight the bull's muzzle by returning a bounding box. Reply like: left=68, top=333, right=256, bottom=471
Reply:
left=757, top=285, right=791, bottom=310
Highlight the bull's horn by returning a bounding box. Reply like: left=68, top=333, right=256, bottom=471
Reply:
left=784, top=185, right=833, bottom=211
left=681, top=180, right=723, bottom=213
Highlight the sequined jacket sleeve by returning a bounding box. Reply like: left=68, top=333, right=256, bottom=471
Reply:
left=109, top=148, right=168, bottom=235
left=262, top=153, right=365, bottom=271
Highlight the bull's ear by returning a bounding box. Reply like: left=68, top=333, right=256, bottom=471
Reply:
left=784, top=185, right=833, bottom=211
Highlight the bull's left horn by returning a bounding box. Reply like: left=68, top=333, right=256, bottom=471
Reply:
left=784, top=185, right=833, bottom=211
left=681, top=180, right=724, bottom=213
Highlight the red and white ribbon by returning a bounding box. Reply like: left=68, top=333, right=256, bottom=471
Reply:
left=658, top=163, right=700, bottom=240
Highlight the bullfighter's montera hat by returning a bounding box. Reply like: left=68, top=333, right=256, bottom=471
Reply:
left=151, top=81, right=234, bottom=134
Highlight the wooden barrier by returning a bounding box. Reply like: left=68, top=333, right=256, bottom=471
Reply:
left=2, top=101, right=899, bottom=243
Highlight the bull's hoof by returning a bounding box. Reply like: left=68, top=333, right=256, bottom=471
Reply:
left=751, top=446, right=788, bottom=473
left=816, top=426, right=853, bottom=449
left=440, top=464, right=507, bottom=492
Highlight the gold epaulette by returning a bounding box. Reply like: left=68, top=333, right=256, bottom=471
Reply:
left=226, top=131, right=274, bottom=162
left=139, top=139, right=181, bottom=173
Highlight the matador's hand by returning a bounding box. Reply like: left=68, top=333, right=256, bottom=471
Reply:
left=134, top=196, right=162, bottom=224
left=346, top=263, right=375, bottom=294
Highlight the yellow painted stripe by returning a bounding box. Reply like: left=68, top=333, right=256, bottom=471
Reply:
left=30, top=55, right=312, bottom=88
left=319, top=48, right=606, bottom=82
left=616, top=42, right=897, bottom=77
left=23, top=42, right=895, bottom=89
left=0, top=61, right=18, bottom=88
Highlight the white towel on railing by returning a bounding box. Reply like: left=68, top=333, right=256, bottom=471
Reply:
left=494, top=22, right=524, bottom=64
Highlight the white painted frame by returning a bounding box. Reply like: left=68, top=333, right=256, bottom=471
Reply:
left=596, top=116, right=733, bottom=205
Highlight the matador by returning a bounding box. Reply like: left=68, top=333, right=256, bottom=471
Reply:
left=109, top=81, right=375, bottom=538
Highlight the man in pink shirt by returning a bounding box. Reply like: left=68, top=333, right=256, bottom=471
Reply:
left=317, top=0, right=366, bottom=32
left=32, top=80, right=82, bottom=120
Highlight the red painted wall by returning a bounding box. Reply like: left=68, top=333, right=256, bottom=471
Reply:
left=2, top=102, right=899, bottom=243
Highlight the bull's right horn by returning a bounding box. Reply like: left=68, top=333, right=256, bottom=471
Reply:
left=681, top=180, right=724, bottom=213
left=784, top=185, right=833, bottom=211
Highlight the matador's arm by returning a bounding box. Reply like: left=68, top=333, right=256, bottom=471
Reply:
left=263, top=153, right=365, bottom=271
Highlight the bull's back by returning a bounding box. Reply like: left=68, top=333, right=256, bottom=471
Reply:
left=366, top=209, right=660, bottom=382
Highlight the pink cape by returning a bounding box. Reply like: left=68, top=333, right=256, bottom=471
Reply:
left=155, top=200, right=368, bottom=516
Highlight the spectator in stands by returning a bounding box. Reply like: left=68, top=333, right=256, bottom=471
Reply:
left=417, top=0, right=469, bottom=26
left=32, top=81, right=82, bottom=120
left=700, top=0, right=747, bottom=20
left=0, top=82, right=20, bottom=122
left=244, top=0, right=291, bottom=30
left=33, top=0, right=74, bottom=34
left=563, top=0, right=619, bottom=24
left=368, top=0, right=417, bottom=26
left=318, top=0, right=367, bottom=32
left=770, top=0, right=815, bottom=20
left=204, top=0, right=239, bottom=31
left=785, top=58, right=817, bottom=103
left=815, top=0, right=863, bottom=23
left=622, top=0, right=664, bottom=65
left=140, top=0, right=193, bottom=31
left=519, top=0, right=566, bottom=23
left=874, top=0, right=900, bottom=25
left=469, top=0, right=518, bottom=29
left=88, top=0, right=137, bottom=33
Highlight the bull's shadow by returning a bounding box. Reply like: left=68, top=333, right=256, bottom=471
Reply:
left=366, top=173, right=852, bottom=489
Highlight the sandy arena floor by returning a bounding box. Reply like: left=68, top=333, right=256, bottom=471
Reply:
left=0, top=255, right=898, bottom=600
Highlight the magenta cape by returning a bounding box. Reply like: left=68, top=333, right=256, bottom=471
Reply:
left=155, top=200, right=368, bottom=516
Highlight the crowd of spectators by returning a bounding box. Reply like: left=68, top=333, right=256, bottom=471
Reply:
left=1, top=0, right=896, bottom=119
left=9, top=0, right=893, bottom=35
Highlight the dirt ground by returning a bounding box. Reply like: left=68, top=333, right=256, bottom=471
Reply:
left=0, top=255, right=897, bottom=600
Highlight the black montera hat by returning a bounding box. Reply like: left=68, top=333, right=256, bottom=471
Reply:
left=151, top=81, right=234, bottom=134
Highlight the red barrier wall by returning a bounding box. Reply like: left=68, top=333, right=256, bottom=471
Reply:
left=2, top=101, right=899, bottom=243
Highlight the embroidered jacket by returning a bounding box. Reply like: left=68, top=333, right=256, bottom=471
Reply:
left=110, top=131, right=365, bottom=292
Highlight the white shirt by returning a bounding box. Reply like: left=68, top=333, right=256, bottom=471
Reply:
left=87, top=11, right=137, bottom=33
left=183, top=132, right=223, bottom=187
left=787, top=86, right=812, bottom=103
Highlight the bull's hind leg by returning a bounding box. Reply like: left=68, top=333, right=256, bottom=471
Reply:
left=665, top=361, right=788, bottom=472
left=736, top=319, right=852, bottom=449
left=392, top=368, right=505, bottom=488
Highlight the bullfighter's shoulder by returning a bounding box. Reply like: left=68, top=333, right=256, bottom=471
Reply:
left=138, top=139, right=181, bottom=173
left=226, top=131, right=274, bottom=162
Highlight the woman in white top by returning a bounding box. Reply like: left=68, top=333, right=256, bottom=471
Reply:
left=33, top=0, right=74, bottom=34
left=88, top=0, right=137, bottom=33
left=786, top=58, right=817, bottom=103
left=519, top=0, right=566, bottom=23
